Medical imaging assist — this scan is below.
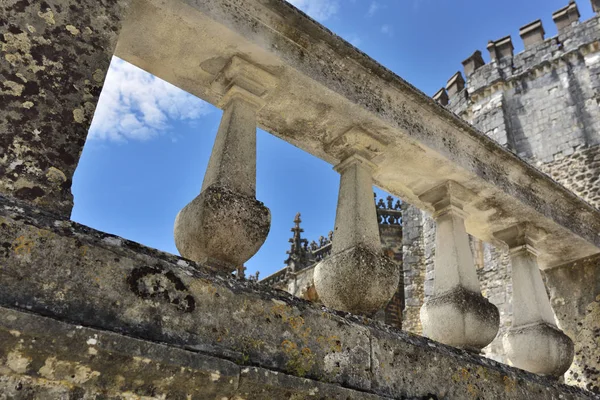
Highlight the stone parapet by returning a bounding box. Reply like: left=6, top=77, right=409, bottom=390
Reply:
left=0, top=194, right=597, bottom=399
left=455, top=13, right=600, bottom=105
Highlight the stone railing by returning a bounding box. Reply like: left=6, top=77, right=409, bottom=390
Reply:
left=376, top=195, right=403, bottom=226
left=3, top=0, right=600, bottom=395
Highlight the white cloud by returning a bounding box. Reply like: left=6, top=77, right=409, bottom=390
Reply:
left=88, top=57, right=213, bottom=142
left=380, top=24, right=393, bottom=37
left=367, top=1, right=380, bottom=17
left=286, top=0, right=339, bottom=21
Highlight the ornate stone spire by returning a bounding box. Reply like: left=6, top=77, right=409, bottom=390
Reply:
left=284, top=213, right=310, bottom=272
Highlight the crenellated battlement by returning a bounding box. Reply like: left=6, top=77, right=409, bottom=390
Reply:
left=434, top=0, right=600, bottom=112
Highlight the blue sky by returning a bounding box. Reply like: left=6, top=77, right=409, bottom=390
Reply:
left=72, top=0, right=596, bottom=278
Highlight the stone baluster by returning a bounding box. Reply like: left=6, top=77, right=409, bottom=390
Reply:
left=174, top=56, right=277, bottom=273
left=314, top=128, right=400, bottom=315
left=419, top=182, right=499, bottom=351
left=495, top=224, right=574, bottom=377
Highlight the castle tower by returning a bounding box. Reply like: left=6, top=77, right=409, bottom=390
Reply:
left=422, top=0, right=600, bottom=391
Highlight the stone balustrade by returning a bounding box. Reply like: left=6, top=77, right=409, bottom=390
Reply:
left=3, top=0, right=600, bottom=395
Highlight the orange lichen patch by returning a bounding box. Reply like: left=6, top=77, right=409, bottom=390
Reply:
left=13, top=236, right=33, bottom=255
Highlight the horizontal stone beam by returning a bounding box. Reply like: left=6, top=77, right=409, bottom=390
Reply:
left=0, top=195, right=595, bottom=399
left=0, top=306, right=385, bottom=399
left=114, top=0, right=600, bottom=268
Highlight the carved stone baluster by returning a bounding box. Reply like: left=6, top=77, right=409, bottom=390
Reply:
left=314, top=127, right=400, bottom=315
left=495, top=224, right=574, bottom=377
left=174, top=57, right=277, bottom=273
left=419, top=181, right=499, bottom=351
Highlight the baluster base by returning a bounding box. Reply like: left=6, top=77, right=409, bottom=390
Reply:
left=504, top=322, right=574, bottom=377
left=314, top=245, right=400, bottom=316
left=174, top=185, right=271, bottom=272
left=420, top=287, right=500, bottom=351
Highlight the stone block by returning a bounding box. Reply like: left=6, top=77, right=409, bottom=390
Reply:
left=433, top=88, right=449, bottom=106
left=520, top=20, right=546, bottom=49
left=462, top=50, right=485, bottom=77
left=553, top=1, right=581, bottom=33
left=0, top=0, right=130, bottom=217
left=446, top=72, right=465, bottom=98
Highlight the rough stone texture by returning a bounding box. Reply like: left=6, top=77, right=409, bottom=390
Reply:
left=504, top=322, right=575, bottom=377
left=0, top=194, right=598, bottom=399
left=266, top=207, right=404, bottom=329
left=400, top=202, right=425, bottom=334
left=314, top=156, right=401, bottom=315
left=407, top=8, right=600, bottom=391
left=0, top=305, right=388, bottom=399
left=0, top=0, right=130, bottom=217
left=174, top=184, right=271, bottom=272
left=314, top=245, right=399, bottom=316
left=421, top=287, right=500, bottom=352
left=546, top=255, right=600, bottom=394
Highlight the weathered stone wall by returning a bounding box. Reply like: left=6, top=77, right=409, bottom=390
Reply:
left=0, top=193, right=597, bottom=399
left=400, top=5, right=600, bottom=392
left=0, top=0, right=130, bottom=217
left=400, top=203, right=425, bottom=334
left=546, top=255, right=600, bottom=394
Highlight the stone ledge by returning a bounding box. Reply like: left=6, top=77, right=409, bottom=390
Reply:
left=0, top=194, right=597, bottom=399
left=0, top=306, right=388, bottom=399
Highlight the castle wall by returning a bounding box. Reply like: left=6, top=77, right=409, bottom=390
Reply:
left=403, top=4, right=600, bottom=392
left=546, top=255, right=600, bottom=393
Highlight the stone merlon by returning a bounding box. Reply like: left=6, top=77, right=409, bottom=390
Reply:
left=487, top=36, right=514, bottom=61
left=520, top=20, right=546, bottom=49
left=433, top=88, right=449, bottom=106
left=553, top=1, right=581, bottom=33
left=462, top=50, right=485, bottom=77
left=446, top=71, right=466, bottom=98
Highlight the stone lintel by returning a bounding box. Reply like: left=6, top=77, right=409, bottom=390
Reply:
left=212, top=56, right=278, bottom=109
left=418, top=181, right=475, bottom=218
left=494, top=223, right=547, bottom=254
left=446, top=71, right=465, bottom=98
left=487, top=36, right=514, bottom=61
left=520, top=20, right=546, bottom=49
left=462, top=51, right=485, bottom=77
left=327, top=127, right=387, bottom=162
left=433, top=88, right=449, bottom=106
left=553, top=1, right=581, bottom=32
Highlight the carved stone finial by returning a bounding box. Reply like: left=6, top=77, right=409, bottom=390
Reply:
left=284, top=212, right=310, bottom=271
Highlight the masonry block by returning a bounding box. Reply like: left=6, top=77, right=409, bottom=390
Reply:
left=0, top=0, right=130, bottom=217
